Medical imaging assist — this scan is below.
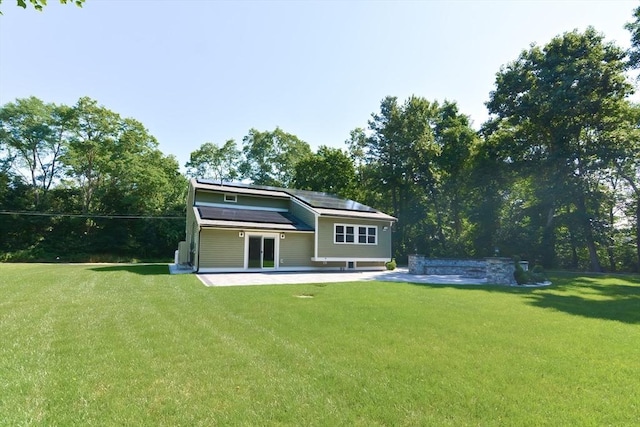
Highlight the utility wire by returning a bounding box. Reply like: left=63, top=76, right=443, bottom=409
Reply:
left=0, top=211, right=185, bottom=220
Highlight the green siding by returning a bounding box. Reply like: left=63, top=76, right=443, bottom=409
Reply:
left=185, top=186, right=197, bottom=265
left=185, top=183, right=196, bottom=239
left=279, top=233, right=314, bottom=267
left=317, top=217, right=392, bottom=259
left=195, top=190, right=289, bottom=210
left=289, top=200, right=316, bottom=229
left=199, top=229, right=245, bottom=269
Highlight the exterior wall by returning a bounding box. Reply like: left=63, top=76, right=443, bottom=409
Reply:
left=184, top=184, right=198, bottom=265
left=485, top=258, right=517, bottom=285
left=279, top=233, right=314, bottom=267
left=198, top=229, right=245, bottom=269
left=317, top=217, right=392, bottom=259
left=409, top=258, right=487, bottom=278
left=289, top=199, right=316, bottom=229
left=195, top=190, right=289, bottom=210
left=408, top=256, right=517, bottom=285
left=191, top=223, right=200, bottom=269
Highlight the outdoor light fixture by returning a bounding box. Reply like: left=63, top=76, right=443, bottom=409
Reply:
left=280, top=233, right=285, bottom=239
left=239, top=231, right=244, bottom=238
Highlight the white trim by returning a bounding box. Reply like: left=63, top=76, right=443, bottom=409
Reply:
left=334, top=223, right=378, bottom=245
left=200, top=225, right=313, bottom=234
left=310, top=257, right=389, bottom=262
left=196, top=266, right=385, bottom=274
left=244, top=232, right=280, bottom=270
left=194, top=201, right=288, bottom=212
left=316, top=209, right=397, bottom=222
left=314, top=215, right=319, bottom=259
left=224, top=194, right=238, bottom=203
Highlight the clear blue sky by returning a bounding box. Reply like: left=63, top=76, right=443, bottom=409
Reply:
left=0, top=0, right=636, bottom=168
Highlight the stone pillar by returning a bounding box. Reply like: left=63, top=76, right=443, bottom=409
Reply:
left=485, top=257, right=516, bottom=285
left=408, top=254, right=420, bottom=274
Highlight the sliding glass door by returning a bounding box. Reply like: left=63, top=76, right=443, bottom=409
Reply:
left=247, top=235, right=276, bottom=269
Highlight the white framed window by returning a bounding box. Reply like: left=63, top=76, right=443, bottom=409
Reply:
left=224, top=194, right=237, bottom=203
left=334, top=223, right=377, bottom=245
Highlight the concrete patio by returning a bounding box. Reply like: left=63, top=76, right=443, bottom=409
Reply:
left=193, top=267, right=489, bottom=287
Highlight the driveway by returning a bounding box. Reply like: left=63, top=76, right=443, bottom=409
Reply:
left=195, top=267, right=488, bottom=287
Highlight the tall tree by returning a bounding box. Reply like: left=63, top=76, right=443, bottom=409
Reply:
left=61, top=97, right=120, bottom=214
left=625, top=5, right=640, bottom=70
left=240, top=127, right=311, bottom=187
left=0, top=97, right=71, bottom=208
left=185, top=140, right=240, bottom=183
left=358, top=96, right=477, bottom=260
left=485, top=28, right=633, bottom=271
left=292, top=146, right=356, bottom=198
left=611, top=103, right=640, bottom=271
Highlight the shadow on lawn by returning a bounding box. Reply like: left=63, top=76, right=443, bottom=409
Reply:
left=405, top=275, right=640, bottom=325
left=89, top=264, right=169, bottom=276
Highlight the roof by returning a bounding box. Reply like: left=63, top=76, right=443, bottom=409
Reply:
left=194, top=206, right=314, bottom=231
left=193, top=179, right=396, bottom=221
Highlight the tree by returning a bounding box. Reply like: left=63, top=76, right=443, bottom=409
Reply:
left=0, top=0, right=84, bottom=12
left=0, top=95, right=186, bottom=262
left=485, top=28, right=633, bottom=271
left=0, top=97, right=72, bottom=208
left=292, top=146, right=356, bottom=198
left=356, top=96, right=477, bottom=260
left=610, top=103, right=640, bottom=271
left=61, top=97, right=121, bottom=214
left=625, top=5, right=640, bottom=70
left=185, top=140, right=240, bottom=183
left=240, top=127, right=311, bottom=187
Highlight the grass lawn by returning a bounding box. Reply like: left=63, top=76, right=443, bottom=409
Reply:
left=1, top=264, right=639, bottom=426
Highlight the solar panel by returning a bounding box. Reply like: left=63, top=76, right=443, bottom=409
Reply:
left=198, top=207, right=294, bottom=224
left=286, top=189, right=378, bottom=213
left=195, top=180, right=379, bottom=213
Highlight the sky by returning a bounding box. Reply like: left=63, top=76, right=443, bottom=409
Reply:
left=0, top=0, right=637, bottom=169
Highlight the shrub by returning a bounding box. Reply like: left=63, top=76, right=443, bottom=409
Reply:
left=514, top=262, right=529, bottom=285
left=385, top=259, right=397, bottom=271
left=530, top=264, right=547, bottom=283
left=514, top=262, right=547, bottom=285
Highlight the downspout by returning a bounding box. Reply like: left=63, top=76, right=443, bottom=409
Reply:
left=196, top=227, right=202, bottom=273
left=314, top=214, right=319, bottom=259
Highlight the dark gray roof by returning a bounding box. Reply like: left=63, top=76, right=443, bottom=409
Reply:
left=197, top=206, right=313, bottom=230
left=196, top=179, right=378, bottom=213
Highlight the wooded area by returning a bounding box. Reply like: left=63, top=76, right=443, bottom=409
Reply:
left=2, top=19, right=640, bottom=271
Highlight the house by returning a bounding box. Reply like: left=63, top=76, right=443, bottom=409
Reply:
left=176, top=179, right=396, bottom=273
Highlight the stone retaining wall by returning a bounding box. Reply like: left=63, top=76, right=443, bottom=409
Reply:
left=408, top=256, right=516, bottom=285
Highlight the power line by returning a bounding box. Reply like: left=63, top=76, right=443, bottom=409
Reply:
left=0, top=211, right=185, bottom=220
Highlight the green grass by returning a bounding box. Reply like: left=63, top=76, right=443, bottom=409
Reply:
left=1, top=264, right=639, bottom=426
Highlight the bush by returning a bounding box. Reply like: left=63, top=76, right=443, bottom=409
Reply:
left=514, top=262, right=547, bottom=285
left=514, top=262, right=529, bottom=285
left=385, top=259, right=397, bottom=271
left=530, top=264, right=547, bottom=283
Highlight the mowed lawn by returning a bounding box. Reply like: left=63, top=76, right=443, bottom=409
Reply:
left=1, top=265, right=639, bottom=426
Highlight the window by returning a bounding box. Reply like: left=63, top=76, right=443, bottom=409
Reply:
left=224, top=194, right=237, bottom=203
left=334, top=223, right=377, bottom=245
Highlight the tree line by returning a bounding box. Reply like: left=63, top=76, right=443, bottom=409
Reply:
left=2, top=18, right=640, bottom=271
